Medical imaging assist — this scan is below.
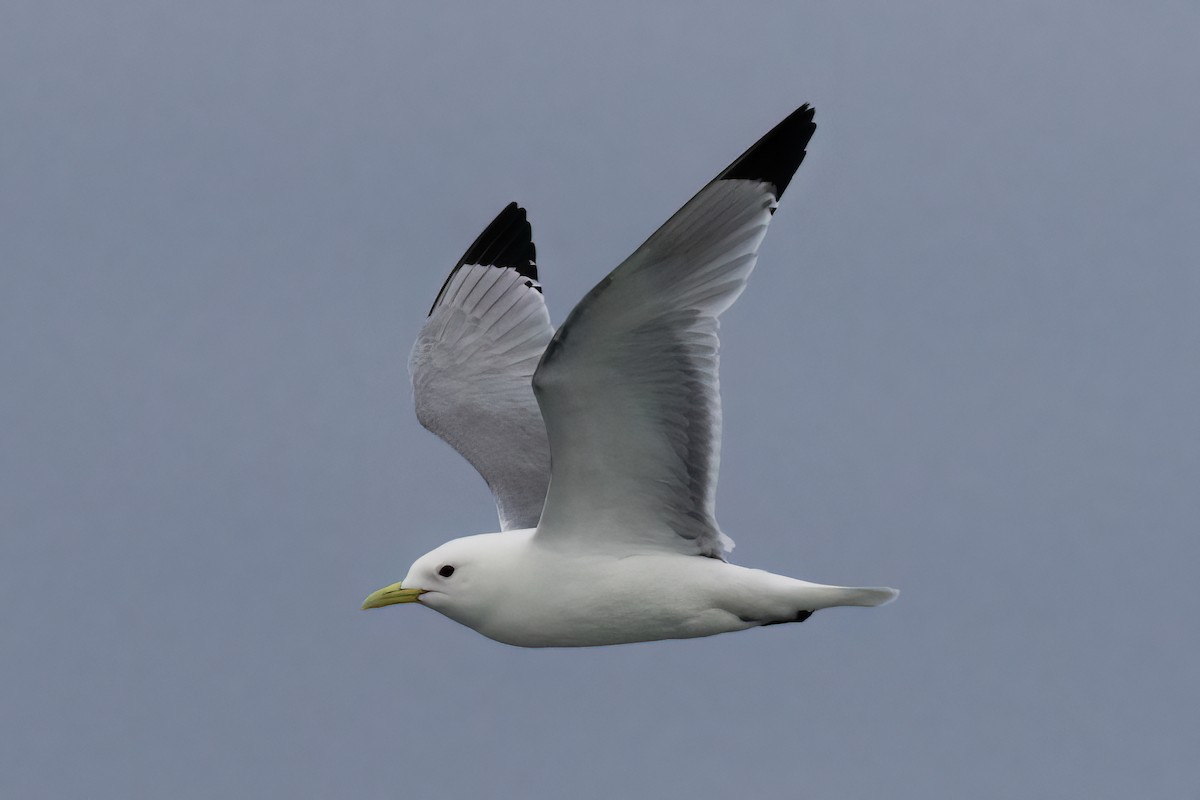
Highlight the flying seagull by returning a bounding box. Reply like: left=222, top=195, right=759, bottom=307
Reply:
left=363, top=105, right=897, bottom=647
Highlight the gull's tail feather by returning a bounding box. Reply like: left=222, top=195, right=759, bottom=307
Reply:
left=832, top=586, right=899, bottom=607
left=788, top=582, right=899, bottom=611
left=777, top=580, right=899, bottom=614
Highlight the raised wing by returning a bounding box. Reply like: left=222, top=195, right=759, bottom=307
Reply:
left=410, top=202, right=553, bottom=531
left=532, top=105, right=816, bottom=558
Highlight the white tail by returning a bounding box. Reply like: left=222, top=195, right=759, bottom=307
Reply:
left=827, top=586, right=899, bottom=607
left=784, top=580, right=899, bottom=611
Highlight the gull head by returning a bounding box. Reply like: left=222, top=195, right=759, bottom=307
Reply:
left=360, top=531, right=530, bottom=631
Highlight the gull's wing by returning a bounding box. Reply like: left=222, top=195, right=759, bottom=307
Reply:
left=532, top=105, right=817, bottom=559
left=410, top=202, right=553, bottom=531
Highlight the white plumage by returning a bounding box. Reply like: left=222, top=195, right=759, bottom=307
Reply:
left=367, top=105, right=897, bottom=647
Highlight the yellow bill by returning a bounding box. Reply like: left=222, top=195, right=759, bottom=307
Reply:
left=361, top=582, right=425, bottom=610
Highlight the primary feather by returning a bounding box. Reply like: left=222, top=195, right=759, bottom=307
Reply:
left=532, top=105, right=817, bottom=559
left=409, top=203, right=553, bottom=531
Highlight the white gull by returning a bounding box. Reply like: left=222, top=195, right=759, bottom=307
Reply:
left=363, top=105, right=897, bottom=647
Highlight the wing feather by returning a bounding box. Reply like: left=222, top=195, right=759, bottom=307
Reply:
left=532, top=106, right=817, bottom=558
left=411, top=203, right=553, bottom=531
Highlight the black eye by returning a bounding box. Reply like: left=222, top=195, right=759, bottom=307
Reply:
left=438, top=565, right=455, bottom=578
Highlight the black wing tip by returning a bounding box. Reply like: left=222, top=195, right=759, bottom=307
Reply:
left=428, top=202, right=539, bottom=315
left=718, top=104, right=817, bottom=201
left=459, top=201, right=537, bottom=278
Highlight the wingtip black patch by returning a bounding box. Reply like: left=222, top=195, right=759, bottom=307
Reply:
left=429, top=202, right=539, bottom=315
left=458, top=201, right=538, bottom=279
left=718, top=104, right=817, bottom=201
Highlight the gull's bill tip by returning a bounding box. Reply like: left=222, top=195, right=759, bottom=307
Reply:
left=361, top=582, right=425, bottom=610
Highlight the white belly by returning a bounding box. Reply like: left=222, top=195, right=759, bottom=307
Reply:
left=468, top=552, right=796, bottom=647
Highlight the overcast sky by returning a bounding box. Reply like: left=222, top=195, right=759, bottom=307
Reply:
left=3, top=2, right=1198, bottom=798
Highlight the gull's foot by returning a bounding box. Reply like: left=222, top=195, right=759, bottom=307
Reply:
left=758, top=609, right=815, bottom=627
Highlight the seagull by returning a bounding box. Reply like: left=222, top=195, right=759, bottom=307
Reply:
left=363, top=105, right=897, bottom=647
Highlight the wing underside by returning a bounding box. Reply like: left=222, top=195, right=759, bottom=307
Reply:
left=410, top=203, right=554, bottom=531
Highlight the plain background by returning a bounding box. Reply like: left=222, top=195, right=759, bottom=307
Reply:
left=3, top=2, right=1198, bottom=797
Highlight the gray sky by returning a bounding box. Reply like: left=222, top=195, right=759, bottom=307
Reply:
left=3, top=1, right=1198, bottom=797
